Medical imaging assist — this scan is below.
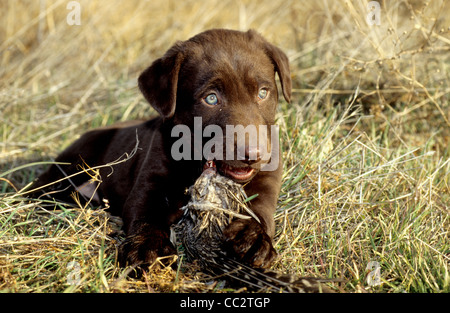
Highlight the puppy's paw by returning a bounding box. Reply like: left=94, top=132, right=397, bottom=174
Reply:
left=118, top=225, right=175, bottom=269
left=223, top=219, right=277, bottom=268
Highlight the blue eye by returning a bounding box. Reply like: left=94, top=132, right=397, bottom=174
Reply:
left=204, top=93, right=218, bottom=105
left=258, top=88, right=268, bottom=100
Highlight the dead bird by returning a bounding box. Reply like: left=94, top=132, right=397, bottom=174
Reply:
left=170, top=161, right=338, bottom=293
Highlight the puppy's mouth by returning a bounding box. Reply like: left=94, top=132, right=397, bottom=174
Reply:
left=217, top=162, right=256, bottom=183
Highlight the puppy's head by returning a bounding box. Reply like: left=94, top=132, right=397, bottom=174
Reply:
left=138, top=29, right=291, bottom=182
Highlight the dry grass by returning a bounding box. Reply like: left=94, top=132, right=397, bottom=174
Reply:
left=1, top=0, right=449, bottom=293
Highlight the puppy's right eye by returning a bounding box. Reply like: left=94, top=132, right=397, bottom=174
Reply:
left=204, top=93, right=219, bottom=106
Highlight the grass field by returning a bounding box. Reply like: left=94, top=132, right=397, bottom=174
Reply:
left=1, top=0, right=449, bottom=293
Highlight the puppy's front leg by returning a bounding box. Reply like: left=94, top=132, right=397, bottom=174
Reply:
left=118, top=221, right=175, bottom=267
left=118, top=188, right=178, bottom=267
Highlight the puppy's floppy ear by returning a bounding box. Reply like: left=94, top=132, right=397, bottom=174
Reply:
left=138, top=43, right=184, bottom=119
left=264, top=43, right=292, bottom=103
left=248, top=30, right=292, bottom=103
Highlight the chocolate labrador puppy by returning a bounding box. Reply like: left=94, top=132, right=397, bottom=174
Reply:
left=31, top=29, right=291, bottom=269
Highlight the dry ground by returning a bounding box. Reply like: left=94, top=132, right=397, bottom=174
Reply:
left=1, top=0, right=449, bottom=292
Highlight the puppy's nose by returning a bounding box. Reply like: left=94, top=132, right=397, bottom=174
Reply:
left=244, top=146, right=261, bottom=163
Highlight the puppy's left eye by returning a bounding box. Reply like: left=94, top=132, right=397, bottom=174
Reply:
left=204, top=93, right=219, bottom=105
left=258, top=88, right=268, bottom=100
